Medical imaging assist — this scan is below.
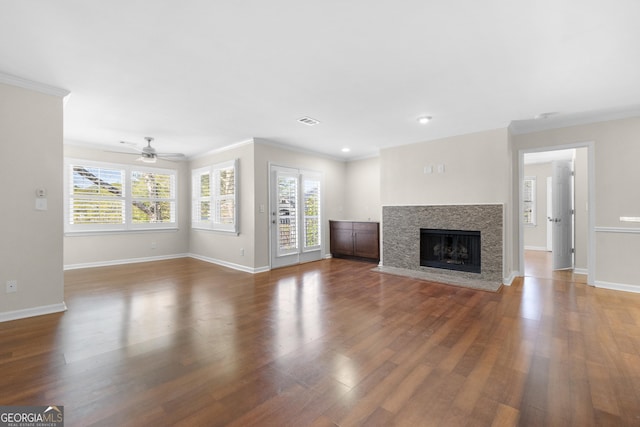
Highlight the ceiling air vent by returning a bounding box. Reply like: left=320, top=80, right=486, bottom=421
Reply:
left=297, top=116, right=320, bottom=126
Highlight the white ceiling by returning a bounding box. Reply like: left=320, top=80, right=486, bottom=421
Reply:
left=2, top=1, right=640, bottom=160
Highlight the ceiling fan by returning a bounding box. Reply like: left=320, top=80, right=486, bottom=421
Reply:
left=116, top=137, right=186, bottom=163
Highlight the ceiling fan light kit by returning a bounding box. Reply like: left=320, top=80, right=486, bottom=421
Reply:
left=110, top=136, right=186, bottom=163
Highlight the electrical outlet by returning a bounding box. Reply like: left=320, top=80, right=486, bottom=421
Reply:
left=6, top=280, right=17, bottom=293
left=151, top=241, right=157, bottom=249
left=240, top=248, right=244, bottom=256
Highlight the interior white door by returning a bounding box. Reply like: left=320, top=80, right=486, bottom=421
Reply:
left=270, top=165, right=322, bottom=269
left=552, top=160, right=573, bottom=270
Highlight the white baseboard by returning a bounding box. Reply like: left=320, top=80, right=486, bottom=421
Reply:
left=0, top=302, right=67, bottom=323
left=64, top=254, right=188, bottom=270
left=574, top=268, right=588, bottom=275
left=503, top=271, right=520, bottom=286
left=524, top=246, right=549, bottom=251
left=188, top=253, right=270, bottom=274
left=595, top=280, right=640, bottom=294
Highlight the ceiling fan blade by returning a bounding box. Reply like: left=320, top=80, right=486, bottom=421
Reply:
left=118, top=141, right=143, bottom=153
left=103, top=149, right=139, bottom=156
left=157, top=152, right=186, bottom=159
left=109, top=137, right=186, bottom=162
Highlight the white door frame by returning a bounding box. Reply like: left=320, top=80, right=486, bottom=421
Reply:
left=268, top=162, right=324, bottom=269
left=518, top=141, right=595, bottom=285
left=546, top=176, right=553, bottom=252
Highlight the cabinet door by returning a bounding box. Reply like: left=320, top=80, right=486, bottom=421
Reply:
left=353, top=223, right=379, bottom=259
left=330, top=222, right=354, bottom=255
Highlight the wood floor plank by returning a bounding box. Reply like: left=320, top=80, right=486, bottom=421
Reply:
left=2, top=253, right=640, bottom=425
left=490, top=403, right=519, bottom=427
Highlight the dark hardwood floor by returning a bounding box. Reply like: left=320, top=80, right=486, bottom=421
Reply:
left=2, top=253, right=640, bottom=426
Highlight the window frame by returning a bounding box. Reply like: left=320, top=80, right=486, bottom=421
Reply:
left=523, top=176, right=536, bottom=226
left=64, top=158, right=178, bottom=234
left=191, top=159, right=239, bottom=234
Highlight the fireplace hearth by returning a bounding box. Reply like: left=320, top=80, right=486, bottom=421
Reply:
left=420, top=228, right=481, bottom=273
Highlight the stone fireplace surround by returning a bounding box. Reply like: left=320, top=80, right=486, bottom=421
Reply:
left=377, top=204, right=503, bottom=292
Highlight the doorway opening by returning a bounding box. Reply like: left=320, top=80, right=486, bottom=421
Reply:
left=519, top=143, right=594, bottom=284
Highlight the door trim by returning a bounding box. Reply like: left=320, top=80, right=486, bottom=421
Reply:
left=546, top=176, right=552, bottom=252
left=268, top=162, right=324, bottom=269
left=518, top=141, right=595, bottom=285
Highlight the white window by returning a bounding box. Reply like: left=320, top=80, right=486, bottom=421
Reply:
left=65, top=159, right=177, bottom=233
left=523, top=176, right=536, bottom=226
left=192, top=159, right=238, bottom=233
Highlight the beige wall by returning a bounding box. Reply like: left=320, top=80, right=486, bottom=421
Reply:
left=63, top=144, right=190, bottom=267
left=189, top=142, right=256, bottom=270
left=63, top=139, right=347, bottom=273
left=380, top=128, right=511, bottom=206
left=513, top=116, right=640, bottom=289
left=380, top=128, right=514, bottom=280
left=253, top=140, right=347, bottom=269
left=343, top=156, right=381, bottom=222
left=0, top=83, right=65, bottom=318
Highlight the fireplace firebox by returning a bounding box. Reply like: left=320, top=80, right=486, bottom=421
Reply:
left=420, top=229, right=481, bottom=273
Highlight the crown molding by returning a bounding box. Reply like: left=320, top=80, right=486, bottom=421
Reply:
left=509, top=106, right=640, bottom=135
left=254, top=138, right=348, bottom=162
left=191, top=138, right=255, bottom=160
left=0, top=71, right=70, bottom=98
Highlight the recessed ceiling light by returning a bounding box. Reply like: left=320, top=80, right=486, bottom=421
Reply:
left=417, top=116, right=432, bottom=124
left=534, top=112, right=558, bottom=120
left=341, top=147, right=351, bottom=153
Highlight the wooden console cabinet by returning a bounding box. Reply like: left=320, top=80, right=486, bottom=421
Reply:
left=329, top=220, right=380, bottom=262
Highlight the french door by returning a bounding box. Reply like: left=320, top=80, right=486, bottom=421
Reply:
left=269, top=165, right=322, bottom=269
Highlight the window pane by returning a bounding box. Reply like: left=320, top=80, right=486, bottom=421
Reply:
left=200, top=173, right=210, bottom=197
left=216, top=199, right=235, bottom=224
left=304, top=180, right=319, bottom=216
left=303, top=178, right=320, bottom=248
left=219, top=168, right=234, bottom=196
left=305, top=218, right=319, bottom=247
left=131, top=201, right=174, bottom=223
left=131, top=171, right=173, bottom=198
left=523, top=177, right=536, bottom=225
left=277, top=175, right=298, bottom=251
left=73, top=166, right=123, bottom=196
left=71, top=199, right=124, bottom=224
left=200, top=201, right=210, bottom=221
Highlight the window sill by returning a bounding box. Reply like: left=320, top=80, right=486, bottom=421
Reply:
left=65, top=228, right=179, bottom=237
left=191, top=227, right=239, bottom=236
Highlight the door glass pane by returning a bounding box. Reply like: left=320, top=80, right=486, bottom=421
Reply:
left=277, top=175, right=298, bottom=253
left=303, top=178, right=320, bottom=248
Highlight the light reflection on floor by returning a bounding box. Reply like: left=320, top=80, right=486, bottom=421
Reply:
left=272, top=271, right=325, bottom=356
